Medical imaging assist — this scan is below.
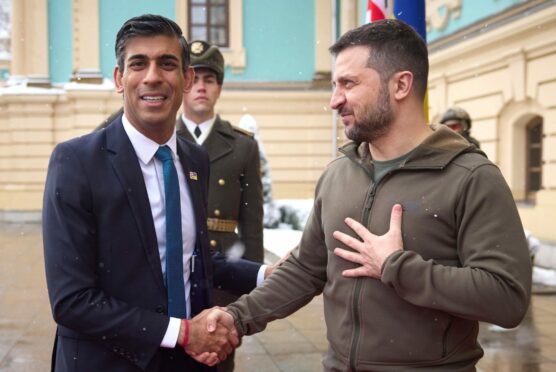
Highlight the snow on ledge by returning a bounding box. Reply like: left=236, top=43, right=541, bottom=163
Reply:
left=0, top=84, right=63, bottom=96
left=0, top=78, right=115, bottom=96
left=64, top=79, right=115, bottom=91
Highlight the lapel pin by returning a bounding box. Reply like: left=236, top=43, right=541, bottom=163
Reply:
left=189, top=171, right=198, bottom=181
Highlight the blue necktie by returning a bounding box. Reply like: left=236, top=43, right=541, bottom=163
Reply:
left=155, top=146, right=187, bottom=318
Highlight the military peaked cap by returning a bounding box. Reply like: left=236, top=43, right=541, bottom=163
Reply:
left=189, top=40, right=224, bottom=84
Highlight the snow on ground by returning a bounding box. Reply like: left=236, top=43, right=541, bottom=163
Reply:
left=264, top=228, right=302, bottom=260
left=272, top=198, right=313, bottom=230
left=533, top=266, right=556, bottom=286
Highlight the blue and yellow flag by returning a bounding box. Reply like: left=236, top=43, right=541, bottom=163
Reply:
left=393, top=0, right=426, bottom=42
left=393, top=0, right=428, bottom=121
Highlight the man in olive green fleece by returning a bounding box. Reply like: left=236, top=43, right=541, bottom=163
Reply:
left=203, top=19, right=532, bottom=371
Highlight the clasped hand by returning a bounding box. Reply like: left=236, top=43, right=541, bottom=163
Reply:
left=333, top=204, right=404, bottom=279
left=182, top=307, right=238, bottom=366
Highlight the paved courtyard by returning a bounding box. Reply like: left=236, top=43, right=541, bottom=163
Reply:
left=1, top=221, right=556, bottom=371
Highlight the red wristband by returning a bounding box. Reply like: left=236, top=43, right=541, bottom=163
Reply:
left=181, top=319, right=189, bottom=347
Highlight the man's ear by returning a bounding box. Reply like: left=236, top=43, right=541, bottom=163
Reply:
left=114, top=67, right=124, bottom=94
left=392, top=71, right=413, bottom=101
left=184, top=67, right=194, bottom=93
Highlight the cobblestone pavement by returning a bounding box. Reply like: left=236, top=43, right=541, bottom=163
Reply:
left=2, top=222, right=556, bottom=371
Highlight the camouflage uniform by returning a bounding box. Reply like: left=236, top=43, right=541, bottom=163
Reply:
left=439, top=106, right=481, bottom=148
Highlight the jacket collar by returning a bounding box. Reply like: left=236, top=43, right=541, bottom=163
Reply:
left=177, top=115, right=235, bottom=163
left=211, top=116, right=236, bottom=138
left=177, top=115, right=235, bottom=138
left=176, top=116, right=195, bottom=142
left=203, top=117, right=235, bottom=162
left=339, top=124, right=484, bottom=170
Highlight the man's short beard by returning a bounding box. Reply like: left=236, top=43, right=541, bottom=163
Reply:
left=345, top=82, right=393, bottom=143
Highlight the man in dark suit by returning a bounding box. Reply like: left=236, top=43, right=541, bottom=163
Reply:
left=43, top=14, right=264, bottom=372
left=176, top=42, right=264, bottom=372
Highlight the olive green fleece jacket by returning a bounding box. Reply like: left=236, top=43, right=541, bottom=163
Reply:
left=227, top=125, right=532, bottom=371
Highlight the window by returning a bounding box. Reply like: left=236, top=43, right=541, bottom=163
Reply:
left=177, top=0, right=245, bottom=72
left=188, top=0, right=229, bottom=47
left=525, top=118, right=543, bottom=198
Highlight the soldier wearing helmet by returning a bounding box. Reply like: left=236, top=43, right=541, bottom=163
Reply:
left=439, top=107, right=481, bottom=148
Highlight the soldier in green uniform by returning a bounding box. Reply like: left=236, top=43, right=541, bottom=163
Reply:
left=439, top=106, right=481, bottom=148
left=176, top=41, right=264, bottom=371
left=177, top=40, right=263, bottom=264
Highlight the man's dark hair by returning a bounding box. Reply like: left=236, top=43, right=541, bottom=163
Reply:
left=329, top=19, right=429, bottom=99
left=115, top=14, right=189, bottom=72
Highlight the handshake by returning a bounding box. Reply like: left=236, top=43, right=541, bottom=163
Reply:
left=178, top=252, right=289, bottom=366
left=178, top=306, right=238, bottom=366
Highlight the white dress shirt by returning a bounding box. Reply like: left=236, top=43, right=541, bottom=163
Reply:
left=179, top=113, right=269, bottom=286
left=122, top=116, right=193, bottom=348
left=123, top=115, right=268, bottom=348
left=181, top=114, right=216, bottom=145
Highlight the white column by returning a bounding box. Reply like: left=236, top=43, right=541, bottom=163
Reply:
left=313, top=0, right=333, bottom=86
left=10, top=0, right=50, bottom=86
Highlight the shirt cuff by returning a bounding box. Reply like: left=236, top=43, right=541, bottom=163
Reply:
left=160, top=317, right=181, bottom=348
left=256, top=265, right=267, bottom=286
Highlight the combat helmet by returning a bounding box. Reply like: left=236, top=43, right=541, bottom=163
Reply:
left=440, top=107, right=472, bottom=135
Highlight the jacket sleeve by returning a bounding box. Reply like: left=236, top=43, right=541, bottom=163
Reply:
left=43, top=143, right=168, bottom=370
left=381, top=163, right=532, bottom=328
left=227, top=195, right=328, bottom=336
left=238, top=139, right=264, bottom=263
left=211, top=251, right=261, bottom=295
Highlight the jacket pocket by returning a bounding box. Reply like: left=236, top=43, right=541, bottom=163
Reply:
left=356, top=286, right=455, bottom=364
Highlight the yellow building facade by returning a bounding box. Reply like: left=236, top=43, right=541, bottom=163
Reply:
left=0, top=0, right=555, bottom=242
left=427, top=1, right=556, bottom=241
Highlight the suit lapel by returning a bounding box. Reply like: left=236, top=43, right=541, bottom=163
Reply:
left=177, top=116, right=234, bottom=163
left=104, top=119, right=166, bottom=291
left=203, top=118, right=234, bottom=163
left=176, top=117, right=196, bottom=142
left=176, top=137, right=211, bottom=313
left=176, top=138, right=205, bottom=232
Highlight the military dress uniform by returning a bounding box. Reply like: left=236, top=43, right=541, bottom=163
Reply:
left=180, top=40, right=264, bottom=372
left=178, top=117, right=263, bottom=372
left=177, top=117, right=264, bottom=266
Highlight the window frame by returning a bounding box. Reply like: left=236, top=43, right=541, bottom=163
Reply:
left=177, top=0, right=245, bottom=72
left=188, top=0, right=230, bottom=47
left=525, top=118, right=543, bottom=200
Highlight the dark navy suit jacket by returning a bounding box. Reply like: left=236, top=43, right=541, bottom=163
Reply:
left=43, top=118, right=260, bottom=371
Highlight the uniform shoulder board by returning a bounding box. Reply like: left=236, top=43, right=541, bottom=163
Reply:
left=232, top=125, right=255, bottom=138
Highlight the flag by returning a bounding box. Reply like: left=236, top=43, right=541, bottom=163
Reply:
left=393, top=0, right=428, bottom=121
left=366, top=0, right=387, bottom=23
left=393, top=0, right=426, bottom=42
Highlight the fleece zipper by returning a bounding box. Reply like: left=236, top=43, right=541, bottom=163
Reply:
left=348, top=178, right=377, bottom=371
left=340, top=140, right=467, bottom=370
